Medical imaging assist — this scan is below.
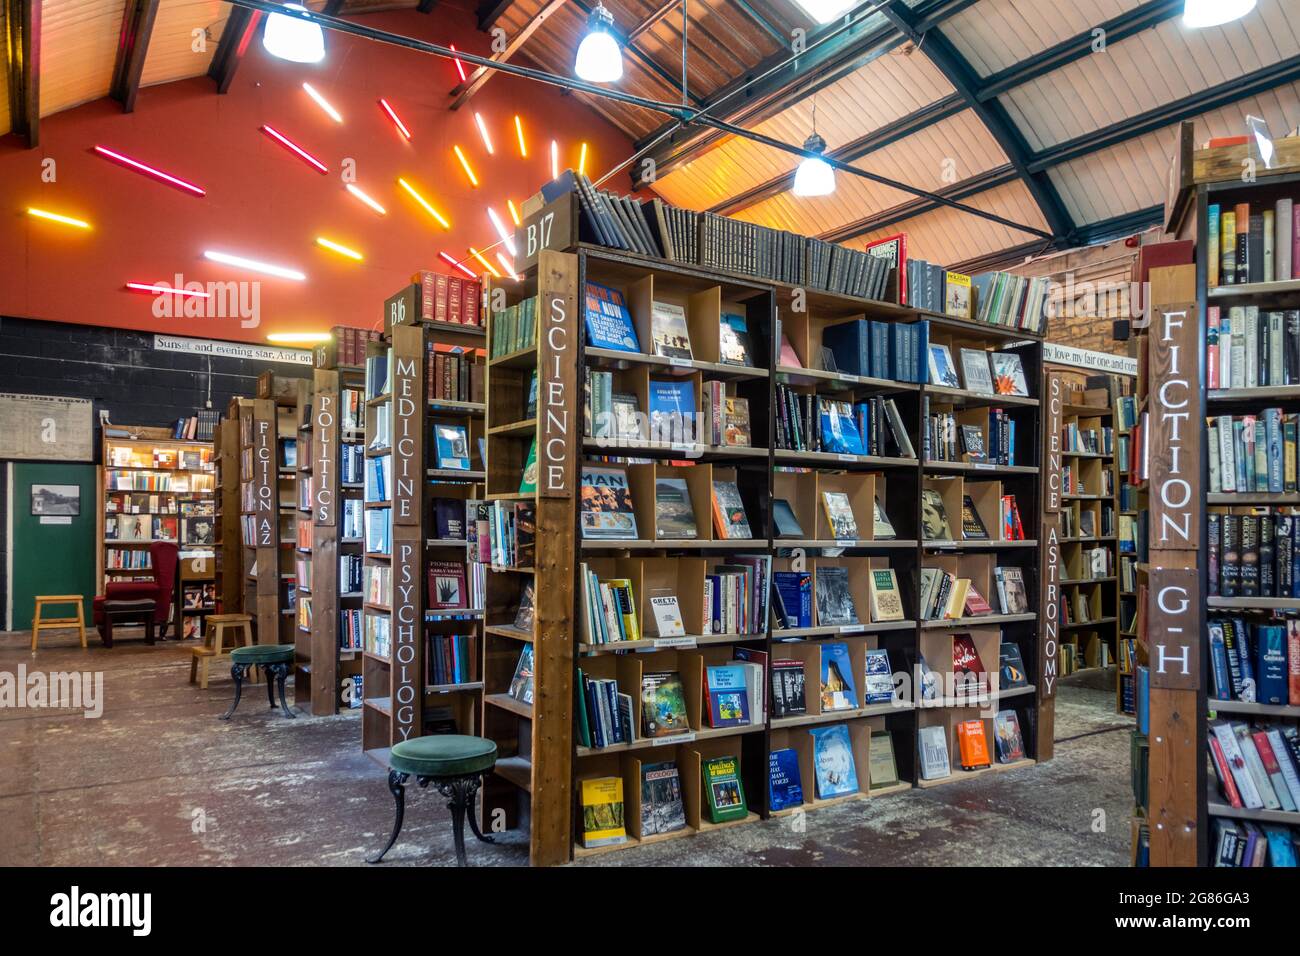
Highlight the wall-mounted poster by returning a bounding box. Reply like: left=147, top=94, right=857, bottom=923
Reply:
left=31, top=484, right=80, bottom=516
left=0, top=394, right=94, bottom=462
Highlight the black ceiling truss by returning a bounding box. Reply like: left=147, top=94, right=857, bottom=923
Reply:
left=4, top=0, right=40, bottom=148
left=879, top=0, right=1073, bottom=241
left=110, top=0, right=161, bottom=113
left=208, top=6, right=263, bottom=94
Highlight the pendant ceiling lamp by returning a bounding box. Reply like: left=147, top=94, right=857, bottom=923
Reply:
left=575, top=2, right=623, bottom=83
left=263, top=3, right=326, bottom=64
left=1182, top=0, right=1256, bottom=29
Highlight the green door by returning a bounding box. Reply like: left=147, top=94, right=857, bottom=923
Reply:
left=9, top=462, right=96, bottom=630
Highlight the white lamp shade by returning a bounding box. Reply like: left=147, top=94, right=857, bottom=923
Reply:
left=263, top=4, right=326, bottom=64
left=793, top=155, right=835, bottom=197
left=792, top=0, right=857, bottom=25
left=1182, top=0, right=1256, bottom=29
left=575, top=30, right=622, bottom=82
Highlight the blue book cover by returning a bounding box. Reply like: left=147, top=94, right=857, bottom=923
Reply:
left=1136, top=664, right=1149, bottom=735
left=911, top=320, right=929, bottom=384
left=433, top=424, right=471, bottom=470
left=706, top=664, right=752, bottom=727
left=768, top=747, right=804, bottom=812
left=1267, top=408, right=1284, bottom=493
left=583, top=281, right=640, bottom=353
left=809, top=724, right=859, bottom=799
left=821, top=319, right=870, bottom=377
left=820, top=642, right=858, bottom=711
left=1208, top=624, right=1231, bottom=700
left=1265, top=826, right=1298, bottom=866
left=648, top=378, right=696, bottom=444
left=773, top=571, right=812, bottom=628
left=863, top=648, right=893, bottom=704
left=1256, top=625, right=1288, bottom=705
left=819, top=401, right=865, bottom=455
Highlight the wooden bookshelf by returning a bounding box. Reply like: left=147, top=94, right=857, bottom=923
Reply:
left=238, top=396, right=295, bottom=645
left=99, top=427, right=217, bottom=632
left=361, top=296, right=486, bottom=763
left=215, top=405, right=245, bottom=616
left=298, top=351, right=367, bottom=716
left=483, top=236, right=1051, bottom=863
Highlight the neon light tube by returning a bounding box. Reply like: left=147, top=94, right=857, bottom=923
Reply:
left=203, top=250, right=306, bottom=281
left=93, top=145, right=206, bottom=196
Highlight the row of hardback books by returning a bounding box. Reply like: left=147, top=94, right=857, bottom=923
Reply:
left=1208, top=617, right=1300, bottom=705
left=1209, top=719, right=1300, bottom=815
left=774, top=389, right=915, bottom=458
left=1207, top=307, right=1300, bottom=389
left=1208, top=411, right=1299, bottom=493
left=924, top=407, right=1017, bottom=465
left=1207, top=510, right=1300, bottom=598
left=1207, top=198, right=1300, bottom=288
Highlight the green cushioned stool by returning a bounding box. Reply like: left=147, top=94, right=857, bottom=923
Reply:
left=369, top=735, right=497, bottom=867
left=220, top=644, right=296, bottom=720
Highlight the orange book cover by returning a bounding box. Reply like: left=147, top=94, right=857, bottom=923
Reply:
left=956, top=719, right=991, bottom=770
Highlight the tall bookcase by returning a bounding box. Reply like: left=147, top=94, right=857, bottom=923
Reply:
left=481, top=241, right=1050, bottom=865
left=239, top=395, right=296, bottom=645
left=215, top=405, right=245, bottom=615
left=99, top=429, right=217, bottom=634
left=1141, top=171, right=1300, bottom=865
left=361, top=299, right=487, bottom=763
left=298, top=351, right=367, bottom=716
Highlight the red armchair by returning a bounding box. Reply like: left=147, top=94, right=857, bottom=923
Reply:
left=94, top=541, right=179, bottom=640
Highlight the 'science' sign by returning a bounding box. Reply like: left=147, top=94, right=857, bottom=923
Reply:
left=1044, top=371, right=1064, bottom=513
left=1149, top=304, right=1199, bottom=550
left=539, top=283, right=576, bottom=498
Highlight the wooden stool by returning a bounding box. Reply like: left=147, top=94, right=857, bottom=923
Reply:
left=190, top=614, right=253, bottom=689
left=369, top=735, right=498, bottom=867
left=32, top=595, right=86, bottom=651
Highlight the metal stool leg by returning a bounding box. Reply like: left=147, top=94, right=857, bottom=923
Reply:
left=266, top=666, right=277, bottom=708
left=368, top=770, right=409, bottom=863
left=220, top=664, right=246, bottom=720
left=272, top=663, right=295, bottom=718
left=465, top=777, right=494, bottom=845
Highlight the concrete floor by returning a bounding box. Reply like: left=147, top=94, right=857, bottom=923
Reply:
left=0, top=628, right=1133, bottom=867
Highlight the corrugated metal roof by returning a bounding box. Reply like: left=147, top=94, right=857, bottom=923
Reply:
left=842, top=179, right=1050, bottom=264
left=651, top=47, right=954, bottom=209
left=1051, top=79, right=1300, bottom=225
left=1002, top=1, right=1300, bottom=151
left=944, top=0, right=1143, bottom=77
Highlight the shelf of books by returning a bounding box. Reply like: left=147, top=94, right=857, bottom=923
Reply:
left=297, top=331, right=372, bottom=715
left=1116, top=375, right=1144, bottom=718
left=489, top=180, right=1054, bottom=860
left=99, top=426, right=218, bottom=635
left=238, top=395, right=296, bottom=645
left=361, top=279, right=487, bottom=764
left=1196, top=172, right=1300, bottom=867
left=1042, top=369, right=1128, bottom=682
left=215, top=403, right=245, bottom=616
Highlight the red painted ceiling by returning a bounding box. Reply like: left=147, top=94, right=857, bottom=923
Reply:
left=0, top=7, right=634, bottom=344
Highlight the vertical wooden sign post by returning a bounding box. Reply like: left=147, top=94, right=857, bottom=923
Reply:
left=1144, top=264, right=1201, bottom=866
left=1037, top=369, right=1065, bottom=760
left=311, top=376, right=341, bottom=714
left=531, top=249, right=577, bottom=866
left=251, top=398, right=279, bottom=643
left=390, top=324, right=425, bottom=744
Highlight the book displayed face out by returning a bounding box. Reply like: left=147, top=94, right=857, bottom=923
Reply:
left=580, top=467, right=639, bottom=539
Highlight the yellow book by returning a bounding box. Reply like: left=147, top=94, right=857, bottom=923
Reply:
left=944, top=271, right=972, bottom=319
left=868, top=568, right=905, bottom=622
left=945, top=578, right=972, bottom=620
left=606, top=578, right=640, bottom=642
left=580, top=776, right=628, bottom=848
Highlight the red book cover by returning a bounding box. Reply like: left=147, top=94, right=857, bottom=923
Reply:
left=1207, top=305, right=1220, bottom=388
left=1131, top=239, right=1193, bottom=318
left=952, top=634, right=988, bottom=701
left=1206, top=136, right=1249, bottom=148
left=1293, top=204, right=1300, bottom=279
left=464, top=279, right=481, bottom=326
left=435, top=273, right=449, bottom=323
left=448, top=276, right=463, bottom=324
left=413, top=270, right=436, bottom=321
left=1288, top=620, right=1300, bottom=705
left=956, top=719, right=991, bottom=770
left=427, top=561, right=467, bottom=609
left=1209, top=736, right=1243, bottom=807
left=862, top=233, right=907, bottom=305
left=1251, top=731, right=1282, bottom=777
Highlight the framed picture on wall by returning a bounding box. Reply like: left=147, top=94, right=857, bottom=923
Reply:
left=31, top=484, right=80, bottom=516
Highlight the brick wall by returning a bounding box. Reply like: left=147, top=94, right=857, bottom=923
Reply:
left=0, top=316, right=311, bottom=443
left=0, top=316, right=312, bottom=627
left=1012, top=237, right=1139, bottom=357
